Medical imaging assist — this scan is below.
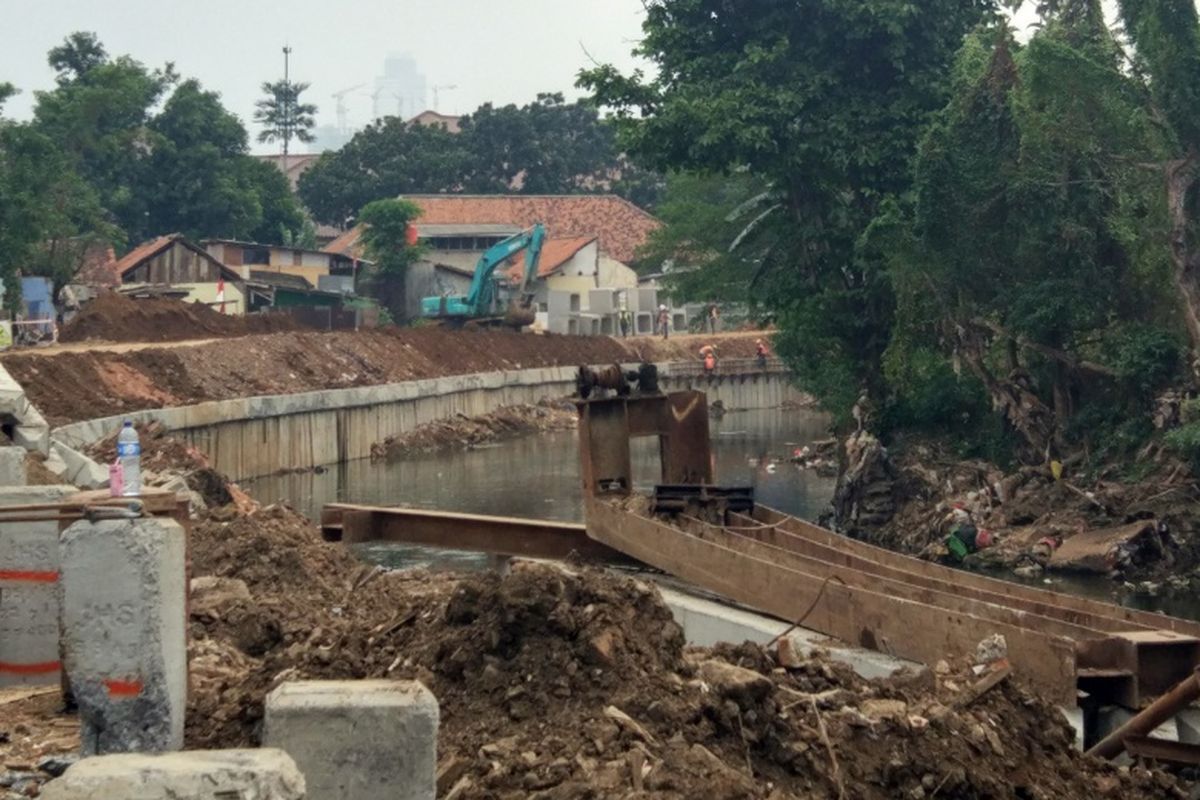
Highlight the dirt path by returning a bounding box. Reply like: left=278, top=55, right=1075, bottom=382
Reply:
left=2, top=328, right=771, bottom=427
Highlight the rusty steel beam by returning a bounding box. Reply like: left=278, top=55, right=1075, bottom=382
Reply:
left=322, top=503, right=633, bottom=563
left=1087, top=667, right=1200, bottom=760
left=585, top=497, right=1079, bottom=704
left=1123, top=736, right=1200, bottom=766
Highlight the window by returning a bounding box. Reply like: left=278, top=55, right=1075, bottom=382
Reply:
left=243, top=246, right=270, bottom=265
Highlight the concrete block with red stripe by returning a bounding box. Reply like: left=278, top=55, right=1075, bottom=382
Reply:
left=60, top=517, right=187, bottom=755
left=0, top=485, right=80, bottom=687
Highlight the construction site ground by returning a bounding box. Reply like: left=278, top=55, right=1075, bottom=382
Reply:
left=3, top=327, right=765, bottom=427
left=3, top=492, right=1185, bottom=799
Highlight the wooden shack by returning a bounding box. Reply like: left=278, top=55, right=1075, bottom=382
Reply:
left=115, top=234, right=247, bottom=314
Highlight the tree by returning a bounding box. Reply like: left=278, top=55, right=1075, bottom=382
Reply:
left=298, top=118, right=468, bottom=226
left=140, top=79, right=307, bottom=244
left=32, top=34, right=176, bottom=243
left=296, top=94, right=650, bottom=227
left=357, top=198, right=425, bottom=320
left=1, top=100, right=111, bottom=310
left=254, top=79, right=317, bottom=160
left=883, top=10, right=1180, bottom=458
left=1109, top=0, right=1200, bottom=359
left=581, top=0, right=1000, bottom=422
left=29, top=35, right=309, bottom=247
left=633, top=170, right=768, bottom=301
left=47, top=32, right=108, bottom=85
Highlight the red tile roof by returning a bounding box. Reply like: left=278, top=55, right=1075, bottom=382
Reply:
left=324, top=194, right=659, bottom=264
left=504, top=236, right=596, bottom=283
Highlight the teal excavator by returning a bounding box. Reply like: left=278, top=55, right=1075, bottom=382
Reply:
left=419, top=224, right=545, bottom=327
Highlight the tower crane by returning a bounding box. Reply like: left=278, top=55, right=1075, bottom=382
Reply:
left=330, top=83, right=365, bottom=134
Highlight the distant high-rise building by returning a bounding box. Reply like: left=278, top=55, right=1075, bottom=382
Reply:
left=372, top=54, right=427, bottom=120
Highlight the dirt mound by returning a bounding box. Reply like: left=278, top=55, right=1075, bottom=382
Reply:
left=6, top=328, right=767, bottom=426
left=175, top=503, right=1182, bottom=799
left=58, top=292, right=296, bottom=344
left=370, top=399, right=577, bottom=459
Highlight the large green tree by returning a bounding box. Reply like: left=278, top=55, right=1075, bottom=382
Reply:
left=884, top=13, right=1179, bottom=458
left=581, top=0, right=1000, bottom=420
left=0, top=81, right=113, bottom=308
left=297, top=93, right=655, bottom=227
left=357, top=198, right=425, bottom=320
left=30, top=33, right=309, bottom=247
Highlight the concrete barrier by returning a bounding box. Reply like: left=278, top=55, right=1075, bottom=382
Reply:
left=40, top=749, right=305, bottom=800
left=47, top=362, right=804, bottom=481
left=265, top=680, right=438, bottom=800
left=0, top=445, right=26, bottom=486
left=59, top=517, right=188, bottom=755
left=0, top=485, right=82, bottom=687
left=0, top=362, right=50, bottom=454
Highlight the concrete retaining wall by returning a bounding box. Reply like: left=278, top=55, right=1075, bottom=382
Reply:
left=49, top=362, right=804, bottom=481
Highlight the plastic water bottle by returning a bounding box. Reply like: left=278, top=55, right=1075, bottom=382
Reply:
left=117, top=421, right=141, bottom=497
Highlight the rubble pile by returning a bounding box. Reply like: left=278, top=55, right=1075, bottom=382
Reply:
left=58, top=292, right=297, bottom=344
left=370, top=399, right=578, bottom=459
left=176, top=506, right=1181, bottom=799
left=86, top=422, right=252, bottom=510
left=878, top=437, right=1200, bottom=587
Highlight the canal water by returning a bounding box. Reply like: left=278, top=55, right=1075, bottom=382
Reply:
left=247, top=407, right=837, bottom=568
left=247, top=405, right=1184, bottom=616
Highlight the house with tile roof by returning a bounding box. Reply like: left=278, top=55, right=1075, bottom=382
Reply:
left=328, top=194, right=661, bottom=330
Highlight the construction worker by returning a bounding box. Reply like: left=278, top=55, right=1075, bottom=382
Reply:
left=706, top=301, right=720, bottom=334
left=657, top=305, right=670, bottom=340
left=755, top=338, right=769, bottom=368
left=619, top=308, right=632, bottom=338
left=700, top=343, right=717, bottom=374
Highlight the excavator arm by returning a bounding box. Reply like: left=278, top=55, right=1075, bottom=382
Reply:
left=420, top=223, right=546, bottom=324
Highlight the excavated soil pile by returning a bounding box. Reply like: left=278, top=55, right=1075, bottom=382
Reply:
left=7, top=328, right=766, bottom=426
left=180, top=507, right=1180, bottom=799
left=58, top=293, right=297, bottom=344
left=370, top=399, right=578, bottom=459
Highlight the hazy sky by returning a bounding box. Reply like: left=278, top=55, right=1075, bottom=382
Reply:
left=0, top=2, right=1065, bottom=155
left=1, top=0, right=650, bottom=152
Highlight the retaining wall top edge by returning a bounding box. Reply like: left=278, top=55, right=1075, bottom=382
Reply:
left=50, top=360, right=786, bottom=447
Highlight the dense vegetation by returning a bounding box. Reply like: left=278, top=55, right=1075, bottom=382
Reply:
left=582, top=0, right=1200, bottom=467
left=0, top=33, right=308, bottom=305
left=297, top=92, right=662, bottom=227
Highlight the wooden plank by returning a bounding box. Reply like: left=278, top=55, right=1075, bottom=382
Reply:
left=753, top=506, right=1200, bottom=639
left=1124, top=736, right=1200, bottom=766
left=681, top=514, right=1106, bottom=642
left=586, top=499, right=1078, bottom=704
left=728, top=511, right=1154, bottom=636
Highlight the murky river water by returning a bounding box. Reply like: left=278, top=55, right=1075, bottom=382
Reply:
left=247, top=407, right=837, bottom=568
left=247, top=406, right=1182, bottom=616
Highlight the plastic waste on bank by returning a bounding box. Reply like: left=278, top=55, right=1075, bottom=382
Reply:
left=117, top=421, right=141, bottom=496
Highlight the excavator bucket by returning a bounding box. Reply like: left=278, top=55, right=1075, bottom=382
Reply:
left=502, top=302, right=536, bottom=329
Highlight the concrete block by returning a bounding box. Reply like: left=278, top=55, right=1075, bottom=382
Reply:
left=265, top=680, right=438, bottom=800
left=0, top=485, right=80, bottom=687
left=40, top=749, right=305, bottom=800
left=0, top=362, right=51, bottom=454
left=48, top=440, right=107, bottom=489
left=0, top=446, right=26, bottom=486
left=60, top=517, right=188, bottom=755
left=1178, top=708, right=1200, bottom=744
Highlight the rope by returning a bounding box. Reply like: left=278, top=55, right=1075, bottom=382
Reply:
left=766, top=573, right=847, bottom=647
